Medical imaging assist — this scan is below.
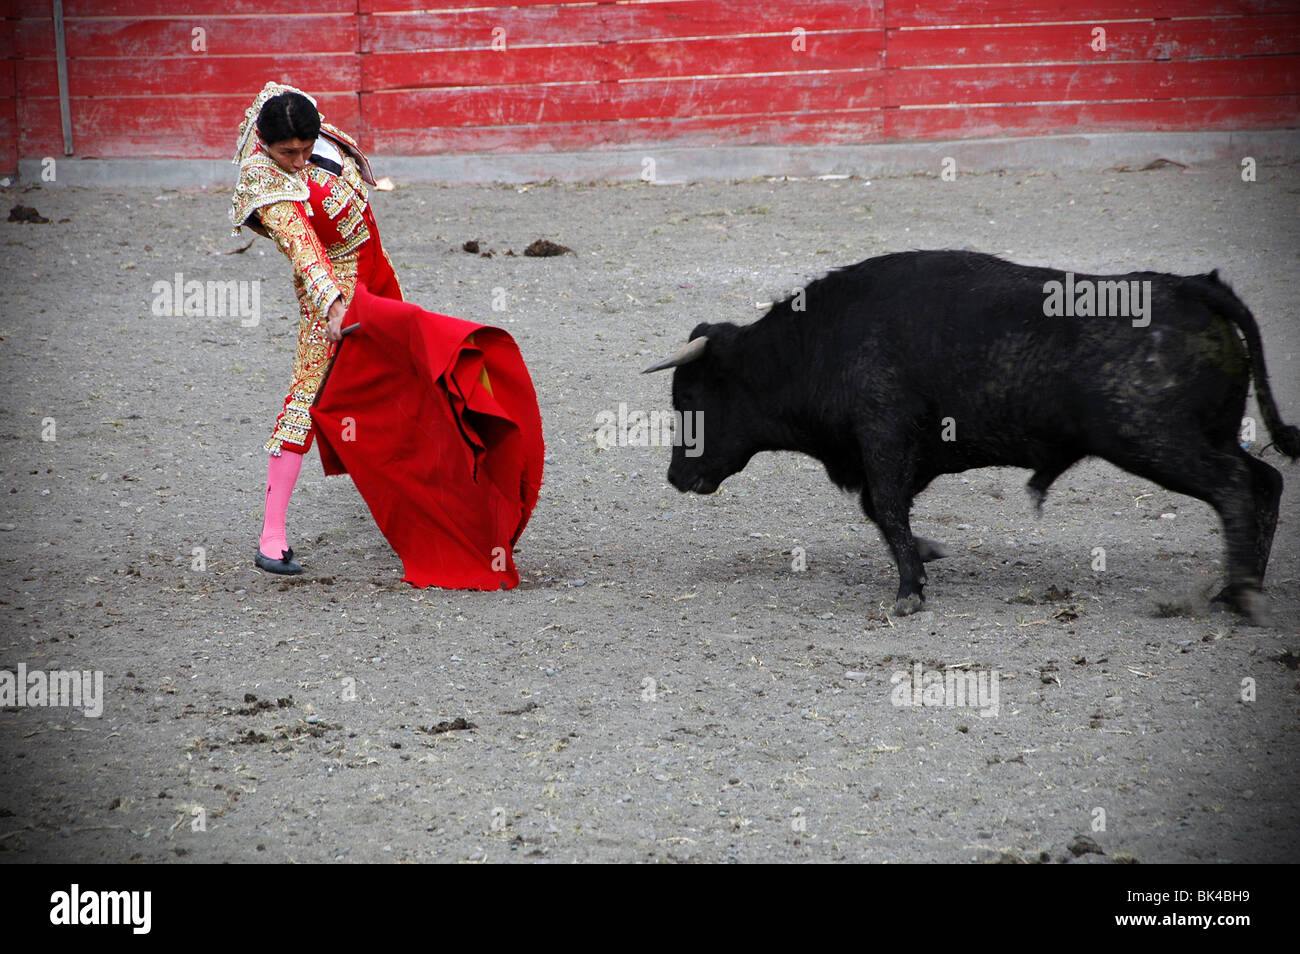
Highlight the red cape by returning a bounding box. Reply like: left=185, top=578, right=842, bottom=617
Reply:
left=311, top=284, right=544, bottom=589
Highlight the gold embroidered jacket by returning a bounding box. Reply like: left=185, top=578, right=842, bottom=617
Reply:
left=228, top=82, right=379, bottom=322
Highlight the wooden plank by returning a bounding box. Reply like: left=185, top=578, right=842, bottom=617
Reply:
left=17, top=94, right=364, bottom=158
left=18, top=55, right=359, bottom=99
left=0, top=18, right=14, bottom=174
left=11, top=17, right=53, bottom=60
left=884, top=95, right=1300, bottom=140
left=362, top=0, right=607, bottom=12
left=14, top=16, right=356, bottom=60
left=362, top=1, right=882, bottom=52
left=16, top=90, right=1298, bottom=158
left=363, top=31, right=884, bottom=90
left=887, top=16, right=1300, bottom=66
left=15, top=0, right=354, bottom=16
left=887, top=56, right=1300, bottom=106
left=364, top=71, right=884, bottom=129
left=0, top=117, right=16, bottom=173
left=886, top=1, right=1300, bottom=27
left=370, top=110, right=886, bottom=153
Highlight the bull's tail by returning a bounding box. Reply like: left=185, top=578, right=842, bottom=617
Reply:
left=1188, top=272, right=1300, bottom=460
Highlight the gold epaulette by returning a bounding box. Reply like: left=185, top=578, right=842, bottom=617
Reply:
left=229, top=153, right=308, bottom=236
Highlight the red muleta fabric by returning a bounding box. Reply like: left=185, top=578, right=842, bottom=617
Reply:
left=311, top=283, right=544, bottom=589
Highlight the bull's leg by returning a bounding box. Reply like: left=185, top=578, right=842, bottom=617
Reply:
left=861, top=483, right=927, bottom=617
left=1244, top=452, right=1283, bottom=582
left=1111, top=445, right=1268, bottom=625
left=860, top=489, right=948, bottom=563
left=1212, top=451, right=1283, bottom=603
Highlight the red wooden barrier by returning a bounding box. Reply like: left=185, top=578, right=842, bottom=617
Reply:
left=12, top=0, right=361, bottom=159
left=5, top=0, right=1298, bottom=170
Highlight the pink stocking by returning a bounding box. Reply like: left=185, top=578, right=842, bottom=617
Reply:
left=259, top=451, right=303, bottom=557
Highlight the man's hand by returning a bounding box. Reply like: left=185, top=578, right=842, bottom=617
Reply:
left=325, top=297, right=346, bottom=342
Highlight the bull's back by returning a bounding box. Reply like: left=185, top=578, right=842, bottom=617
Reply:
left=835, top=251, right=1241, bottom=386
left=811, top=251, right=1251, bottom=466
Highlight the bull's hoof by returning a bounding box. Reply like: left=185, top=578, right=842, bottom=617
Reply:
left=893, top=593, right=925, bottom=617
left=916, top=537, right=950, bottom=562
left=1212, top=586, right=1272, bottom=627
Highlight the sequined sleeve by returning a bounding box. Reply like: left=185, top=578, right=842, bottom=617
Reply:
left=257, top=200, right=343, bottom=322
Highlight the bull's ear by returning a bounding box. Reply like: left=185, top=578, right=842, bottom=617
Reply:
left=642, top=335, right=708, bottom=373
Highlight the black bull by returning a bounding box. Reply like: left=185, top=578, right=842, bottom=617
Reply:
left=644, top=250, right=1299, bottom=624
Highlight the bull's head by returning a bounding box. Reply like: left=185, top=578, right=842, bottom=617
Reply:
left=643, top=322, right=757, bottom=494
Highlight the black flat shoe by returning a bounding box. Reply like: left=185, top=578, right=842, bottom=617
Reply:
left=255, top=547, right=303, bottom=575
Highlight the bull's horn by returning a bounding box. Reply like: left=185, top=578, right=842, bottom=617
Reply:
left=641, top=336, right=708, bottom=373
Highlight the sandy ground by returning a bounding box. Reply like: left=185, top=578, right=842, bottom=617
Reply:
left=0, top=159, right=1297, bottom=864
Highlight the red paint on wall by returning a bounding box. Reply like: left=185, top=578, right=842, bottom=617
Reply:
left=5, top=0, right=1298, bottom=171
